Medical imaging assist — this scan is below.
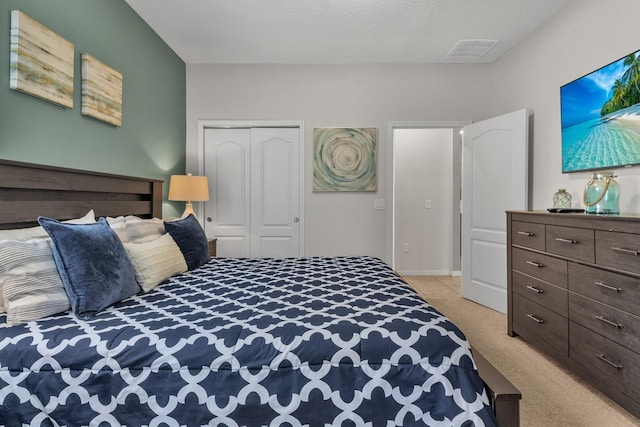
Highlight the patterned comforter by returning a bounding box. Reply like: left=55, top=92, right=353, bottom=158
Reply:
left=0, top=256, right=496, bottom=426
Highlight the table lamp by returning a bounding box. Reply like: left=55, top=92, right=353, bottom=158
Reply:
left=168, top=174, right=209, bottom=218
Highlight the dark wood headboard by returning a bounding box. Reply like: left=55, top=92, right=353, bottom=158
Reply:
left=0, top=159, right=163, bottom=229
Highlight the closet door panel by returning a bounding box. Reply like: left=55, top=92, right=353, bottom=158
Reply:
left=203, top=128, right=251, bottom=257
left=251, top=128, right=301, bottom=258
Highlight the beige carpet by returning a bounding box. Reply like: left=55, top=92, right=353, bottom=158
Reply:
left=404, top=275, right=640, bottom=427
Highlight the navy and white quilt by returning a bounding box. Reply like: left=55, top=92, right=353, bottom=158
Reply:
left=0, top=256, right=496, bottom=426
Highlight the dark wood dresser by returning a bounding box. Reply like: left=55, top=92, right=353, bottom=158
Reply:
left=507, top=210, right=640, bottom=418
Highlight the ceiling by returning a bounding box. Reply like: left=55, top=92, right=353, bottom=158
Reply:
left=125, top=0, right=569, bottom=64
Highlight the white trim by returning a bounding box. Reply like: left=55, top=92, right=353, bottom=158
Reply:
left=197, top=120, right=305, bottom=257
left=396, top=269, right=453, bottom=276
left=386, top=121, right=470, bottom=270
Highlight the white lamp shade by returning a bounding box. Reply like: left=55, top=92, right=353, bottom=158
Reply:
left=168, top=175, right=210, bottom=202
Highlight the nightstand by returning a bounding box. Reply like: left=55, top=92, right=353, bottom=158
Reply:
left=207, top=238, right=217, bottom=257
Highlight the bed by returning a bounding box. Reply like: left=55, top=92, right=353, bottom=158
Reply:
left=0, top=159, right=520, bottom=426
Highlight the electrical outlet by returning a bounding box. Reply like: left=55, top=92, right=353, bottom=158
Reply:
left=402, top=243, right=409, bottom=253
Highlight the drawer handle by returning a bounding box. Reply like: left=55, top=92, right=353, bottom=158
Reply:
left=594, top=281, right=622, bottom=293
left=526, top=261, right=543, bottom=268
left=555, top=237, right=577, bottom=244
left=527, top=314, right=544, bottom=323
left=595, top=315, right=623, bottom=329
left=611, top=247, right=639, bottom=256
left=518, top=231, right=535, bottom=236
left=596, top=354, right=623, bottom=370
left=526, top=285, right=544, bottom=294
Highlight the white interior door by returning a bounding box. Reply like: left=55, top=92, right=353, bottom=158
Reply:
left=250, top=128, right=301, bottom=258
left=202, top=126, right=302, bottom=258
left=462, top=109, right=528, bottom=313
left=203, top=128, right=251, bottom=257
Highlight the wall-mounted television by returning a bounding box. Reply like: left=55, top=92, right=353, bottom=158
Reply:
left=561, top=49, right=640, bottom=173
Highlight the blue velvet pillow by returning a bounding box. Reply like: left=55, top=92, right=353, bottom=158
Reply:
left=38, top=217, right=140, bottom=319
left=164, top=214, right=209, bottom=270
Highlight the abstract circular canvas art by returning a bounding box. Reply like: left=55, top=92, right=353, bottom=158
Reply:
left=313, top=128, right=377, bottom=191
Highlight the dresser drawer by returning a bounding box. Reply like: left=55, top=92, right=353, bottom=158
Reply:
left=596, top=230, right=640, bottom=274
left=546, top=225, right=594, bottom=263
left=512, top=247, right=567, bottom=287
left=513, top=293, right=568, bottom=355
left=569, top=293, right=640, bottom=354
left=569, top=263, right=640, bottom=316
left=513, top=271, right=568, bottom=316
left=570, top=322, right=640, bottom=404
left=512, top=221, right=545, bottom=251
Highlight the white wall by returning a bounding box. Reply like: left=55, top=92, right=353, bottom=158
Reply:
left=186, top=64, right=493, bottom=260
left=394, top=128, right=453, bottom=275
left=491, top=0, right=640, bottom=211
left=186, top=1, right=640, bottom=261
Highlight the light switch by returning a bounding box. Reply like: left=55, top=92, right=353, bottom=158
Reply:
left=374, top=199, right=385, bottom=210
left=425, top=200, right=432, bottom=209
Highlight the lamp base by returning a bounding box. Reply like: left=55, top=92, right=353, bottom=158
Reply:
left=181, top=202, right=195, bottom=218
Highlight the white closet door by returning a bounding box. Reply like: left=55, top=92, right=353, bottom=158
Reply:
left=203, top=128, right=251, bottom=257
left=203, top=126, right=302, bottom=258
left=250, top=128, right=301, bottom=258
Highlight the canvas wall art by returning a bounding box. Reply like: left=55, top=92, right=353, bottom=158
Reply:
left=313, top=128, right=377, bottom=191
left=81, top=53, right=123, bottom=126
left=9, top=10, right=74, bottom=108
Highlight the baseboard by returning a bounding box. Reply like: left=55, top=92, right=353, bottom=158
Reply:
left=396, top=269, right=451, bottom=276
left=450, top=270, right=462, bottom=277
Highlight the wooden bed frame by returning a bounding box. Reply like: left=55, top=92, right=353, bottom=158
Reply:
left=0, top=158, right=521, bottom=426
left=0, top=159, right=162, bottom=229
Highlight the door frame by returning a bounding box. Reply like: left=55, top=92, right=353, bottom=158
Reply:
left=387, top=121, right=470, bottom=270
left=197, top=120, right=305, bottom=256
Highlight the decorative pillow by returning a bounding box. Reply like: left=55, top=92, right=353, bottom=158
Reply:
left=38, top=217, right=140, bottom=320
left=124, top=233, right=187, bottom=292
left=0, top=239, right=71, bottom=325
left=106, top=216, right=129, bottom=242
left=164, top=214, right=209, bottom=270
left=125, top=216, right=165, bottom=243
left=0, top=210, right=96, bottom=241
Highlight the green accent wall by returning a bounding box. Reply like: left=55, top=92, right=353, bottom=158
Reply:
left=0, top=0, right=185, bottom=217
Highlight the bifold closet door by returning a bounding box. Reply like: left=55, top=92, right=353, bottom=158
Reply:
left=203, top=128, right=251, bottom=257
left=250, top=127, right=301, bottom=258
left=203, top=127, right=301, bottom=258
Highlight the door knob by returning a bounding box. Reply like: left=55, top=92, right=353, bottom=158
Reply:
left=293, top=217, right=300, bottom=223
left=207, top=217, right=213, bottom=222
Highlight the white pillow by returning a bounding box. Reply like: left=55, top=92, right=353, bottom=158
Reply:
left=0, top=211, right=92, bottom=316
left=0, top=238, right=71, bottom=325
left=0, top=210, right=96, bottom=241
left=124, top=233, right=187, bottom=292
left=125, top=216, right=165, bottom=243
left=106, top=216, right=129, bottom=242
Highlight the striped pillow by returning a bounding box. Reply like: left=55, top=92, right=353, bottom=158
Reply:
left=125, top=216, right=165, bottom=243
left=0, top=238, right=71, bottom=325
left=0, top=210, right=96, bottom=241
left=124, top=233, right=187, bottom=292
left=106, top=216, right=129, bottom=242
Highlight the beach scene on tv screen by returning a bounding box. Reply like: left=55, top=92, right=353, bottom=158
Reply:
left=561, top=49, right=640, bottom=172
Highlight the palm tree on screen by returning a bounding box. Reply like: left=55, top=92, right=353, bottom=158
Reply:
left=612, top=78, right=627, bottom=108
left=622, top=53, right=640, bottom=102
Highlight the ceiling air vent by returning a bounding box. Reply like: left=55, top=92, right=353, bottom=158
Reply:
left=446, top=39, right=498, bottom=59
